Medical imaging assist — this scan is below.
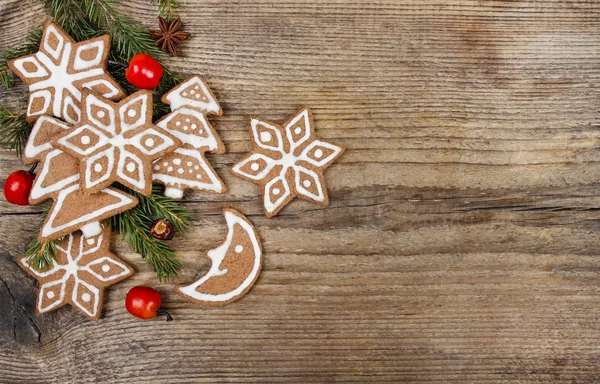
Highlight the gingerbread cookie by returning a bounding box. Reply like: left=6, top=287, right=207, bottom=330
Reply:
left=18, top=225, right=133, bottom=321
left=153, top=106, right=226, bottom=199
left=161, top=75, right=222, bottom=115
left=53, top=90, right=181, bottom=196
left=22, top=113, right=138, bottom=244
left=231, top=107, right=344, bottom=217
left=9, top=21, right=124, bottom=124
left=175, top=208, right=262, bottom=306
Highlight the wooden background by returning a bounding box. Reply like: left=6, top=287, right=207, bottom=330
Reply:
left=0, top=0, right=599, bottom=382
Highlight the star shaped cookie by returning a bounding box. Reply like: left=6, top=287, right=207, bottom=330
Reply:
left=17, top=225, right=133, bottom=321
left=231, top=107, right=344, bottom=217
left=8, top=21, right=124, bottom=124
left=53, top=90, right=182, bottom=196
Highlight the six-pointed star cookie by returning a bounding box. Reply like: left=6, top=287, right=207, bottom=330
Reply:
left=53, top=90, right=182, bottom=196
left=17, top=225, right=133, bottom=321
left=231, top=107, right=344, bottom=217
left=8, top=21, right=125, bottom=124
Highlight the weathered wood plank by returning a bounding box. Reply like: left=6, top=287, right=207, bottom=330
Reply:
left=0, top=0, right=599, bottom=383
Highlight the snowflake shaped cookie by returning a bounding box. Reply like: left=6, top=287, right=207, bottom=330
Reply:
left=8, top=21, right=124, bottom=124
left=17, top=225, right=133, bottom=321
left=53, top=90, right=181, bottom=196
left=231, top=107, right=344, bottom=217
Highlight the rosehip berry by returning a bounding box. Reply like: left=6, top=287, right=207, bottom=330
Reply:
left=125, top=54, right=163, bottom=89
left=4, top=170, right=34, bottom=205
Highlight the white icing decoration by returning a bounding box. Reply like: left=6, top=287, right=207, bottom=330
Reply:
left=94, top=163, right=103, bottom=172
left=29, top=149, right=79, bottom=202
left=284, top=108, right=311, bottom=151
left=156, top=108, right=219, bottom=150
left=97, top=110, right=105, bottom=118
left=119, top=93, right=147, bottom=132
left=12, top=56, right=49, bottom=78
left=57, top=91, right=177, bottom=194
left=87, top=239, right=95, bottom=245
left=251, top=119, right=283, bottom=152
left=21, top=230, right=132, bottom=317
left=235, top=245, right=243, bottom=253
left=102, top=264, right=110, bottom=272
left=260, top=131, right=272, bottom=143
left=73, top=40, right=103, bottom=71
left=40, top=184, right=136, bottom=240
left=18, top=24, right=120, bottom=122
left=164, top=75, right=221, bottom=114
left=43, top=24, right=65, bottom=60
left=177, top=210, right=261, bottom=303
left=27, top=90, right=52, bottom=117
left=154, top=164, right=160, bottom=171
left=81, top=221, right=102, bottom=238
left=24, top=116, right=70, bottom=160
left=153, top=147, right=225, bottom=196
left=127, top=109, right=136, bottom=117
left=80, top=79, right=120, bottom=99
left=231, top=108, right=343, bottom=214
left=81, top=135, right=90, bottom=145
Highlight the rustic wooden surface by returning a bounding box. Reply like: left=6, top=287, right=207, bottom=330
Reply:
left=0, top=0, right=599, bottom=383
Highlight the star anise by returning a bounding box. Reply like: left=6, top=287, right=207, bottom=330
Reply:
left=149, top=17, right=191, bottom=57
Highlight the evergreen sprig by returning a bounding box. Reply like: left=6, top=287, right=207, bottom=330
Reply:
left=156, top=0, right=182, bottom=22
left=0, top=108, right=31, bottom=157
left=0, top=28, right=43, bottom=89
left=110, top=185, right=190, bottom=281
left=23, top=205, right=61, bottom=272
left=0, top=0, right=191, bottom=279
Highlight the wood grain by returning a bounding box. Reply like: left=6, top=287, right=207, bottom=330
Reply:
left=1, top=0, right=600, bottom=382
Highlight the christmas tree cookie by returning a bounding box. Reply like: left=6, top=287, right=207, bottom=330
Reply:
left=152, top=75, right=227, bottom=199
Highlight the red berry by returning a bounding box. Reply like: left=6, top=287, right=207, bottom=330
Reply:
left=4, top=170, right=34, bottom=205
left=125, top=54, right=163, bottom=89
left=125, top=286, right=172, bottom=321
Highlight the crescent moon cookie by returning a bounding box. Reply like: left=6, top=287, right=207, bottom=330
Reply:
left=175, top=208, right=262, bottom=306
left=17, top=224, right=133, bottom=321
left=230, top=107, right=344, bottom=218
left=8, top=21, right=124, bottom=124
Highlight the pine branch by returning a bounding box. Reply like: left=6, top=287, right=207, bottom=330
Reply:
left=0, top=28, right=43, bottom=89
left=42, top=0, right=99, bottom=42
left=0, top=108, right=31, bottom=157
left=118, top=184, right=192, bottom=233
left=78, top=0, right=165, bottom=61
left=110, top=205, right=183, bottom=281
left=155, top=0, right=182, bottom=22
left=23, top=205, right=60, bottom=272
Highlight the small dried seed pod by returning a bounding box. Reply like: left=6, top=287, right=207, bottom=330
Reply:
left=150, top=218, right=175, bottom=240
